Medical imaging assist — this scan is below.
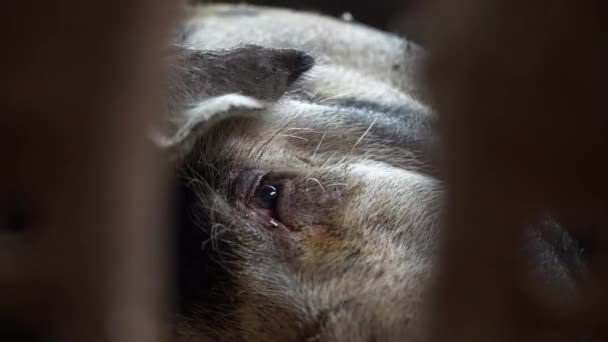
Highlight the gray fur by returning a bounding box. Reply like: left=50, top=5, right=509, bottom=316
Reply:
left=160, top=4, right=586, bottom=341
left=158, top=44, right=314, bottom=159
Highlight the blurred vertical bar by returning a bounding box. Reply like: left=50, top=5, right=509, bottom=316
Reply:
left=423, top=0, right=607, bottom=341
left=0, top=0, right=178, bottom=341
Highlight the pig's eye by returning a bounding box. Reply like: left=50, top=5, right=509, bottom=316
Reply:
left=251, top=180, right=281, bottom=220
left=253, top=184, right=278, bottom=209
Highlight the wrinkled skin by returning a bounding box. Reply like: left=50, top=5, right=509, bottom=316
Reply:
left=162, top=4, right=588, bottom=341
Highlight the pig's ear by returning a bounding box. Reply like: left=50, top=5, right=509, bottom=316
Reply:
left=153, top=44, right=315, bottom=159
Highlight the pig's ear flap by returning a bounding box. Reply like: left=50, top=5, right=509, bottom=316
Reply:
left=154, top=93, right=265, bottom=158
left=153, top=44, right=315, bottom=159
